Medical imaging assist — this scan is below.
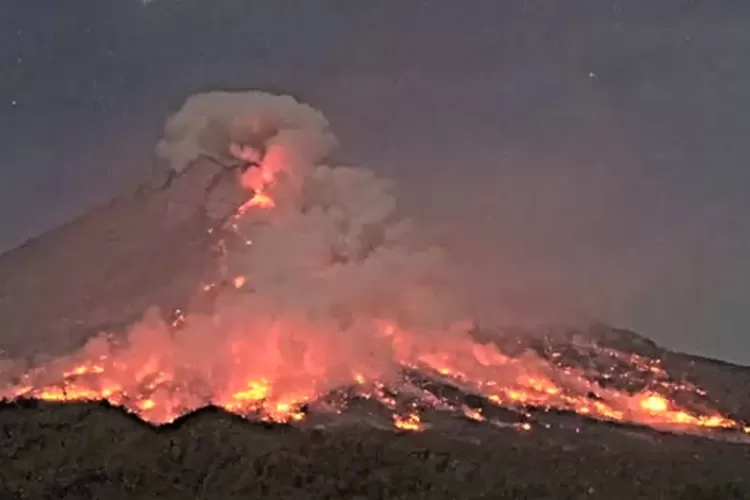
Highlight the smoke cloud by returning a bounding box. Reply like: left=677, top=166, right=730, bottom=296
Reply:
left=156, top=91, right=337, bottom=178
left=47, top=90, right=472, bottom=417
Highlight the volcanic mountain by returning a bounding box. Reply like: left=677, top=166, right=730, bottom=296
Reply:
left=1, top=91, right=749, bottom=499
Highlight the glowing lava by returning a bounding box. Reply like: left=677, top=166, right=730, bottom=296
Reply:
left=393, top=413, right=423, bottom=432
left=641, top=394, right=669, bottom=413
left=4, top=299, right=745, bottom=434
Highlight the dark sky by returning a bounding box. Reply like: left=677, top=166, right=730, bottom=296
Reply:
left=2, top=1, right=749, bottom=363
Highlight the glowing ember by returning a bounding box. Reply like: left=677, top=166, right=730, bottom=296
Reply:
left=393, top=413, right=423, bottom=432
left=233, top=190, right=275, bottom=218
left=463, top=406, right=485, bottom=422
left=640, top=394, right=669, bottom=413
left=247, top=191, right=274, bottom=209
left=139, top=399, right=156, bottom=411
left=230, top=379, right=269, bottom=402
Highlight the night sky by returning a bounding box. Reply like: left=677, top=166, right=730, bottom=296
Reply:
left=2, top=1, right=749, bottom=363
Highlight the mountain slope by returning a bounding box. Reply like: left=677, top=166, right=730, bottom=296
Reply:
left=0, top=160, right=241, bottom=360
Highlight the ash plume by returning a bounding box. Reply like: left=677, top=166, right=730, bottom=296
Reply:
left=156, top=91, right=337, bottom=178
left=10, top=90, right=473, bottom=418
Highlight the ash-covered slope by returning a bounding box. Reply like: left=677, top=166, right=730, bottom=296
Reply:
left=0, top=158, right=245, bottom=360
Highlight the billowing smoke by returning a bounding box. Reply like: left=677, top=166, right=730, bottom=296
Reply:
left=41, top=90, right=473, bottom=418
left=156, top=91, right=337, bottom=181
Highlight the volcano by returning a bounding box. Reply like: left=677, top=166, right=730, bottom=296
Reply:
left=1, top=91, right=749, bottom=499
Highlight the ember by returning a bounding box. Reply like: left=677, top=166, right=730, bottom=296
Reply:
left=641, top=394, right=669, bottom=413
left=394, top=413, right=423, bottom=432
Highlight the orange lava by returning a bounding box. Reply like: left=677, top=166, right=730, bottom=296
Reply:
left=641, top=394, right=669, bottom=413
left=3, top=327, right=746, bottom=434
left=5, top=317, right=745, bottom=434
left=393, top=413, right=423, bottom=432
left=234, top=191, right=275, bottom=218
left=247, top=191, right=275, bottom=209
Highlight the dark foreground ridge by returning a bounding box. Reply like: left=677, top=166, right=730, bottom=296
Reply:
left=1, top=399, right=749, bottom=499
left=2, top=148, right=750, bottom=499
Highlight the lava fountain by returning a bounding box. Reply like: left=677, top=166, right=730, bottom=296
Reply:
left=1, top=91, right=747, bottom=438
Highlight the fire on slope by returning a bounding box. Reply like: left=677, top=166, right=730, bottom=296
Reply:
left=1, top=156, right=747, bottom=439
left=3, top=330, right=748, bottom=436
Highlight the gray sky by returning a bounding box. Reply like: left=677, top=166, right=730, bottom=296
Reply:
left=1, top=0, right=749, bottom=363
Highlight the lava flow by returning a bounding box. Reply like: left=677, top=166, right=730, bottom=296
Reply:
left=1, top=91, right=748, bottom=439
